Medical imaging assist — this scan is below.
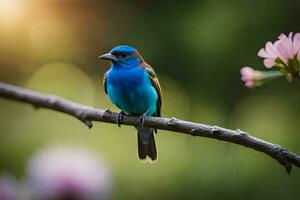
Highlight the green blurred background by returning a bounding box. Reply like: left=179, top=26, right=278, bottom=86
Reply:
left=1, top=0, right=300, bottom=199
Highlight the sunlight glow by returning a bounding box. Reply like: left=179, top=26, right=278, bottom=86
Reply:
left=0, top=0, right=24, bottom=21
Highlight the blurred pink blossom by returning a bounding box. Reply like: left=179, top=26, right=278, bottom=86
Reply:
left=277, top=33, right=296, bottom=60
left=258, top=41, right=282, bottom=68
left=241, top=32, right=297, bottom=88
left=293, top=33, right=300, bottom=59
left=26, top=146, right=112, bottom=200
left=258, top=32, right=300, bottom=68
left=0, top=173, right=19, bottom=200
left=240, top=66, right=260, bottom=88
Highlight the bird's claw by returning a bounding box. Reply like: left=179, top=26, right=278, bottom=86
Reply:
left=138, top=111, right=148, bottom=128
left=104, top=109, right=111, bottom=113
left=116, top=111, right=125, bottom=128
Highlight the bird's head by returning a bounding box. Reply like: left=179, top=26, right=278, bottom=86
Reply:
left=99, top=45, right=143, bottom=67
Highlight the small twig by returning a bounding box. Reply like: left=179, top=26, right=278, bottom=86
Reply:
left=0, top=82, right=299, bottom=173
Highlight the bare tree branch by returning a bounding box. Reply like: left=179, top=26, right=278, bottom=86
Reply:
left=0, top=82, right=299, bottom=173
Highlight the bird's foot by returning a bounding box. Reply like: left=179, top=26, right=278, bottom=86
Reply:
left=104, top=109, right=112, bottom=115
left=116, top=111, right=125, bottom=128
left=138, top=110, right=149, bottom=128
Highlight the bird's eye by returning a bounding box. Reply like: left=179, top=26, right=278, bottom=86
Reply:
left=119, top=54, right=127, bottom=58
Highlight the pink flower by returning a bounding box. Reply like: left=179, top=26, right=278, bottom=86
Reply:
left=25, top=146, right=112, bottom=200
left=240, top=66, right=261, bottom=88
left=293, top=33, right=300, bottom=59
left=0, top=173, right=19, bottom=200
left=241, top=67, right=255, bottom=81
left=277, top=33, right=296, bottom=60
left=240, top=32, right=297, bottom=88
left=258, top=41, right=283, bottom=68
left=258, top=32, right=300, bottom=68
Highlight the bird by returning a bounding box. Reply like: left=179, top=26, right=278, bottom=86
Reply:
left=99, top=45, right=162, bottom=161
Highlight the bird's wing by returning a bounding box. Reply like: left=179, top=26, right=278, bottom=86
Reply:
left=140, top=61, right=162, bottom=117
left=103, top=70, right=109, bottom=95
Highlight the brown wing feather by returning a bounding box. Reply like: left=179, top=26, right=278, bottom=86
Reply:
left=139, top=61, right=162, bottom=117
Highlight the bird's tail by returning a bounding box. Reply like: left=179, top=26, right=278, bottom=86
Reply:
left=137, top=127, right=157, bottom=161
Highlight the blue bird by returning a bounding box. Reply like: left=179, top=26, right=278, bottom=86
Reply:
left=99, top=45, right=162, bottom=161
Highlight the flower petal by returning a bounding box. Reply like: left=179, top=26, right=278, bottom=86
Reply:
left=245, top=81, right=255, bottom=88
left=258, top=48, right=270, bottom=58
left=263, top=58, right=275, bottom=68
left=240, top=66, right=254, bottom=81
left=277, top=33, right=295, bottom=59
left=293, top=33, right=300, bottom=55
left=265, top=42, right=278, bottom=57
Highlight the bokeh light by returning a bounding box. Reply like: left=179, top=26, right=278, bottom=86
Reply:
left=0, top=0, right=24, bottom=24
left=25, top=145, right=112, bottom=200
left=29, top=17, right=73, bottom=55
left=0, top=173, right=19, bottom=200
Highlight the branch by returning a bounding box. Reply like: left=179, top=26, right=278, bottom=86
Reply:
left=0, top=82, right=300, bottom=173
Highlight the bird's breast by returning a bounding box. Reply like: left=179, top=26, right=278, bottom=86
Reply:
left=107, top=67, right=147, bottom=88
left=106, top=67, right=157, bottom=115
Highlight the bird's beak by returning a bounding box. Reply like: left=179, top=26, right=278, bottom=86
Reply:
left=98, top=53, right=118, bottom=61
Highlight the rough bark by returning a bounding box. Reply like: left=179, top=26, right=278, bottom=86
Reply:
left=0, top=82, right=299, bottom=173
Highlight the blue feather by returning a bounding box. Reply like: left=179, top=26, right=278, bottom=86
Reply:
left=106, top=62, right=158, bottom=116
left=110, top=45, right=137, bottom=55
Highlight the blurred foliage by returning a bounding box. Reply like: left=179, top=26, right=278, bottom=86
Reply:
left=1, top=0, right=300, bottom=199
